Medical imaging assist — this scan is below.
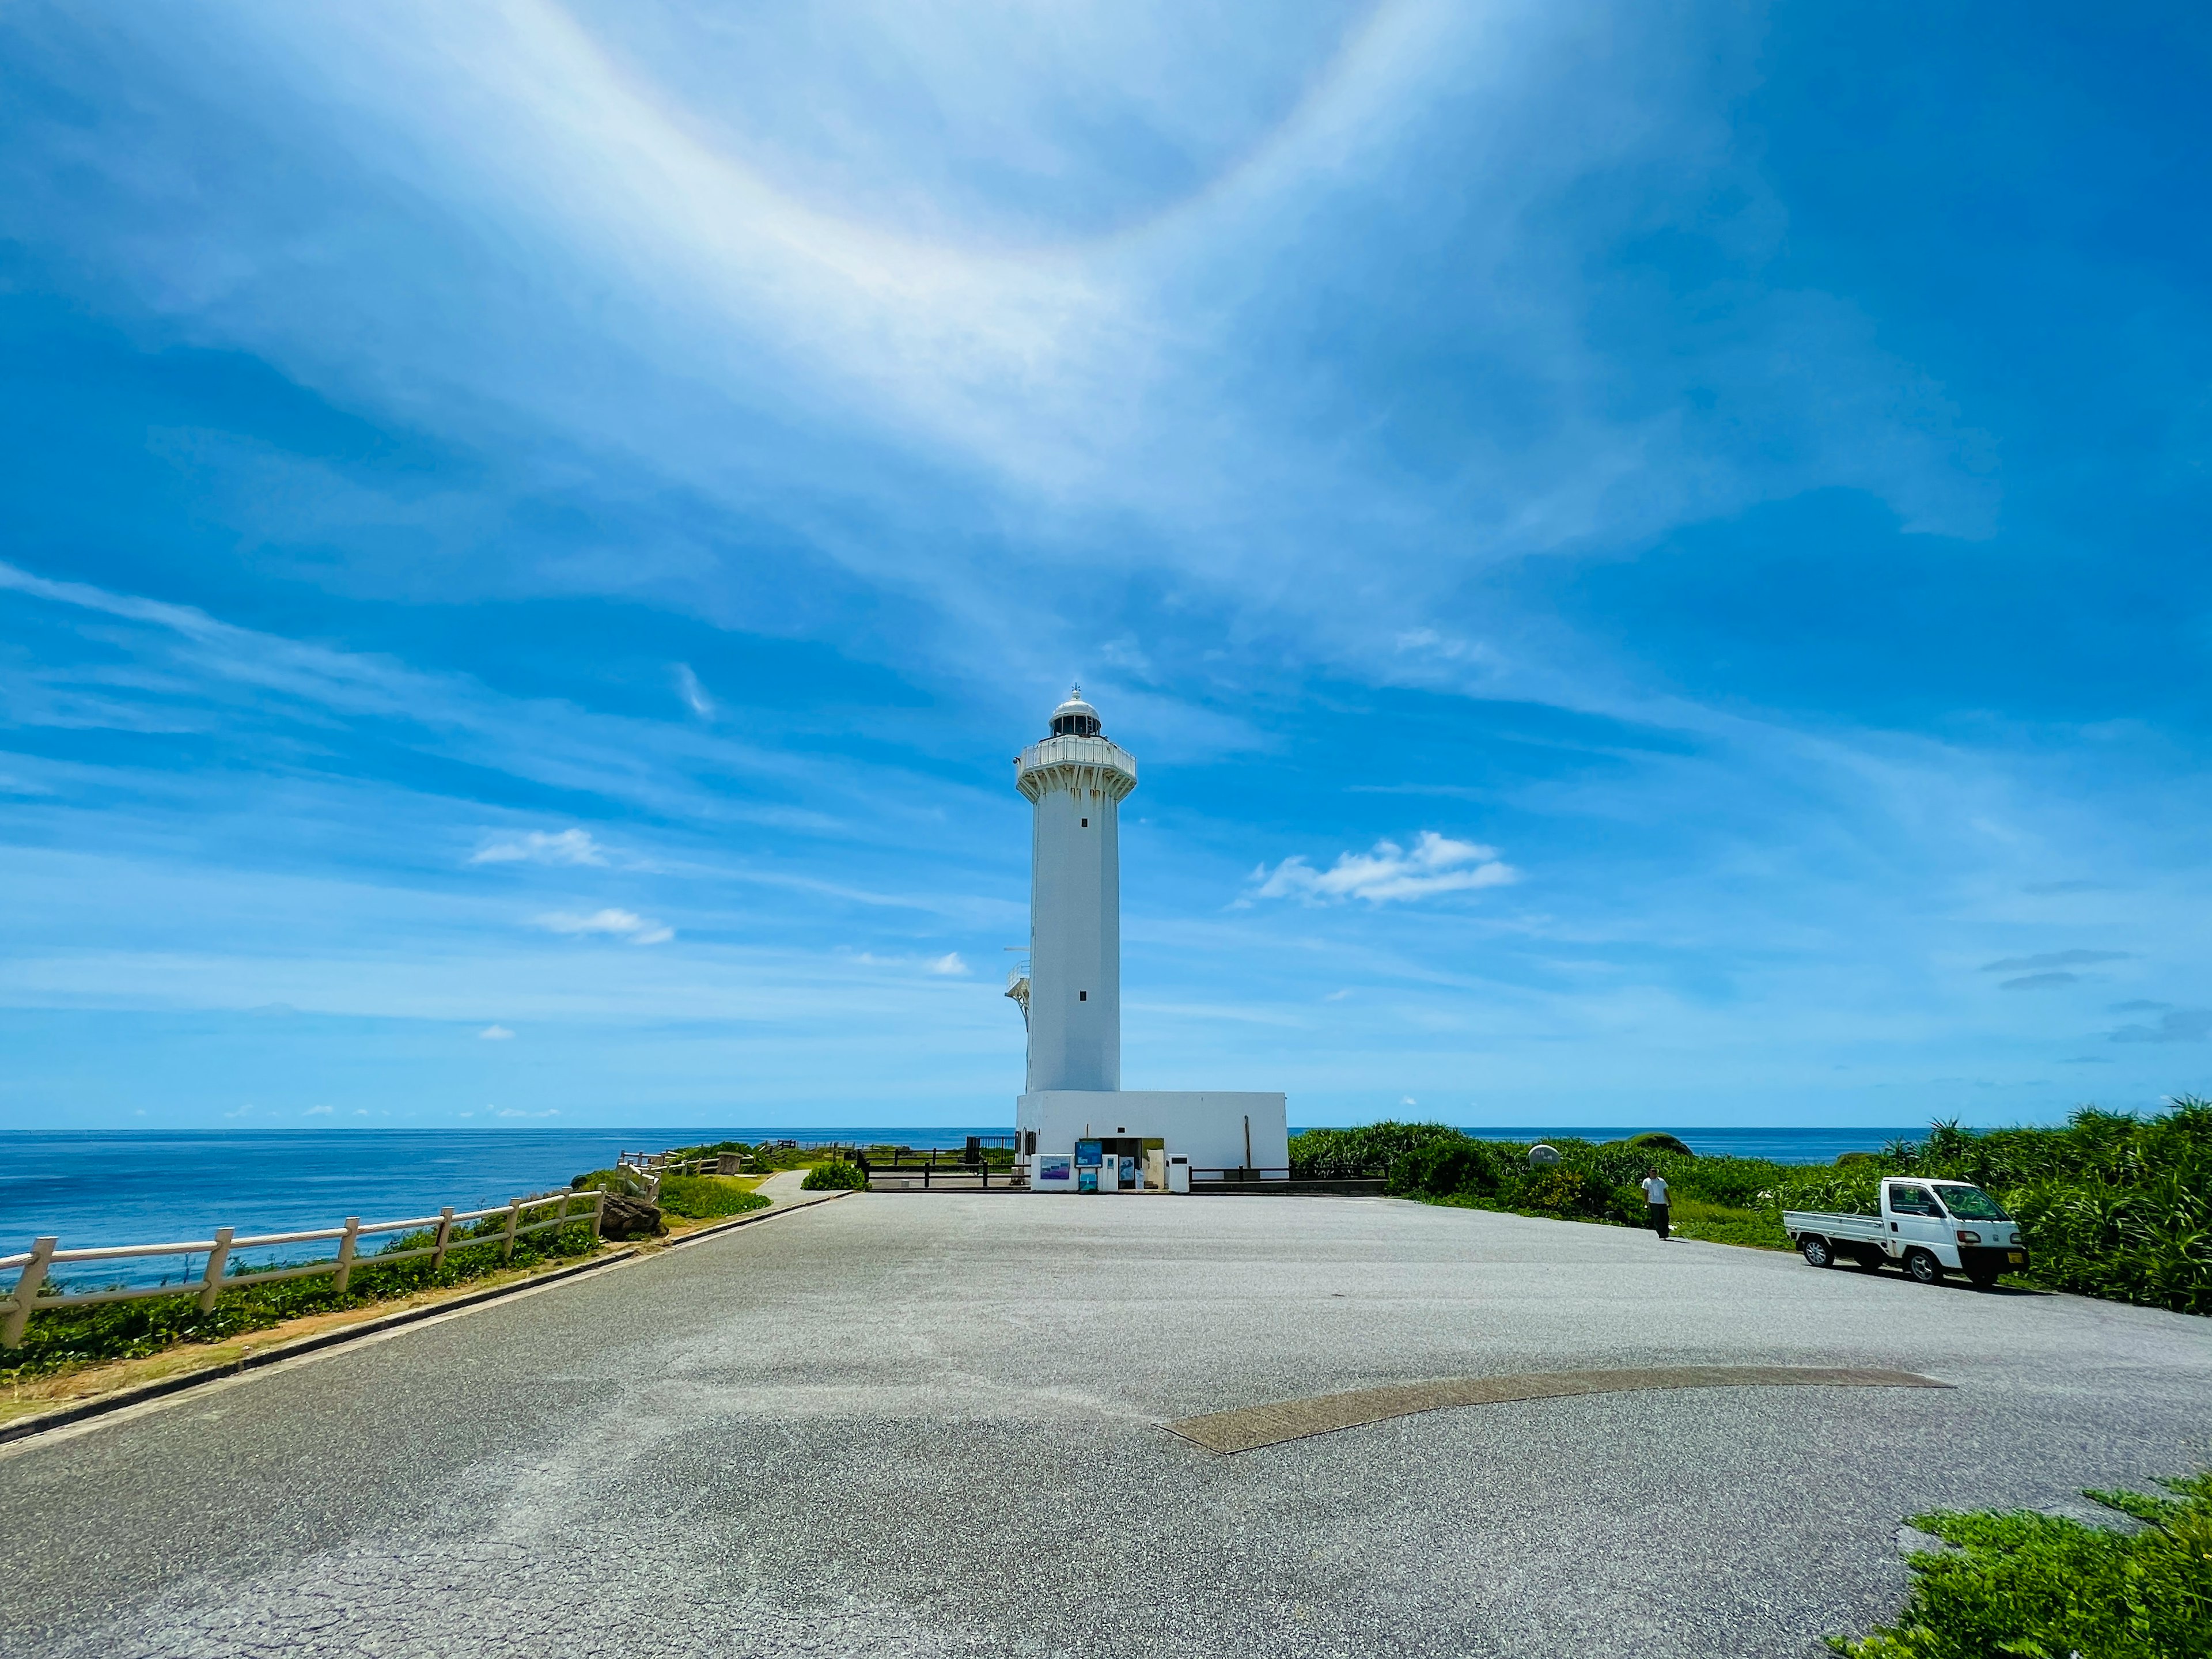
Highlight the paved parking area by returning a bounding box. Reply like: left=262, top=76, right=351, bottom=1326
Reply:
left=3, top=1192, right=2207, bottom=1657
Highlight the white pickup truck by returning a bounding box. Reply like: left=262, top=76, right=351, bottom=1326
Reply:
left=1782, top=1176, right=2029, bottom=1289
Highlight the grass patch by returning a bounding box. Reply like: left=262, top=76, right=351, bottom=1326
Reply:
left=801, top=1161, right=868, bottom=1191
left=1831, top=1471, right=2212, bottom=1657
left=1667, top=1196, right=1791, bottom=1251
left=661, top=1139, right=850, bottom=1173
left=2, top=1220, right=602, bottom=1387
left=654, top=1175, right=770, bottom=1220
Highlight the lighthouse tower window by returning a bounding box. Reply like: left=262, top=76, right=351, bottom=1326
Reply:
left=1081, top=817, right=1088, bottom=827
left=1079, top=991, right=1088, bottom=1001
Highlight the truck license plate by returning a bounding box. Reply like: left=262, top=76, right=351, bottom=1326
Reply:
left=2007, top=1252, right=2023, bottom=1264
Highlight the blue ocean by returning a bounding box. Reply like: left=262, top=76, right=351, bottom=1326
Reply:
left=0, top=1124, right=1913, bottom=1264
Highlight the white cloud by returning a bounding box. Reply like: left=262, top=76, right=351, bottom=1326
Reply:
left=471, top=828, right=608, bottom=867
left=494, top=1107, right=562, bottom=1117
left=673, top=663, right=715, bottom=719
left=304, top=1104, right=333, bottom=1115
left=926, top=952, right=969, bottom=976
left=479, top=1024, right=515, bottom=1040
left=1249, top=832, right=1518, bottom=906
left=534, top=908, right=674, bottom=945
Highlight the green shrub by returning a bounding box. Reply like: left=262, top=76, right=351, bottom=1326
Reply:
left=570, top=1166, right=652, bottom=1197
left=801, top=1161, right=868, bottom=1191
left=1506, top=1166, right=1609, bottom=1219
left=1623, top=1131, right=1696, bottom=1158
left=1902, top=1100, right=2210, bottom=1315
left=1830, top=1470, right=2212, bottom=1657
left=1385, top=1141, right=1499, bottom=1200
left=1289, top=1121, right=1467, bottom=1178
left=655, top=1175, right=771, bottom=1220
left=1767, top=1168, right=1886, bottom=1218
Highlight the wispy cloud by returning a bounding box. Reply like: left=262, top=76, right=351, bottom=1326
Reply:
left=1980, top=949, right=2131, bottom=974
left=1249, top=832, right=1517, bottom=906
left=479, top=1024, right=515, bottom=1040
left=1, top=5, right=2206, bottom=1133
left=673, top=664, right=715, bottom=719
left=533, top=908, right=674, bottom=945
left=472, top=828, right=608, bottom=867
left=2108, top=1009, right=2212, bottom=1045
left=852, top=950, right=974, bottom=977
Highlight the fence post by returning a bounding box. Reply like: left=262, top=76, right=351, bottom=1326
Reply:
left=591, top=1188, right=606, bottom=1238
left=431, top=1207, right=455, bottom=1274
left=502, top=1199, right=521, bottom=1263
left=335, top=1217, right=361, bottom=1294
left=2, top=1237, right=58, bottom=1348
left=197, top=1227, right=234, bottom=1313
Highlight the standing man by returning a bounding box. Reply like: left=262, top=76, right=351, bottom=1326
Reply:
left=1640, top=1169, right=1671, bottom=1239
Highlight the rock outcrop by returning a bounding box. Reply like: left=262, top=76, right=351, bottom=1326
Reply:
left=596, top=1192, right=664, bottom=1240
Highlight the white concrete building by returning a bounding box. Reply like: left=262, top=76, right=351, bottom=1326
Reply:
left=1009, top=688, right=1289, bottom=1188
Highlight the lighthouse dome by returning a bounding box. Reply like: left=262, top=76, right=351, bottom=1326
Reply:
left=1048, top=685, right=1102, bottom=738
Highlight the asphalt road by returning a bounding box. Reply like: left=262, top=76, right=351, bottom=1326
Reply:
left=4, top=1193, right=2208, bottom=1658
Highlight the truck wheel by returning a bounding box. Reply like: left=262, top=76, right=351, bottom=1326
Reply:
left=1800, top=1236, right=1834, bottom=1268
left=1904, top=1249, right=1944, bottom=1286
left=1965, top=1265, right=2001, bottom=1290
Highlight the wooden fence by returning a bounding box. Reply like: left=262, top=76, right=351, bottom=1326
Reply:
left=615, top=1146, right=867, bottom=1184
left=0, top=1188, right=605, bottom=1348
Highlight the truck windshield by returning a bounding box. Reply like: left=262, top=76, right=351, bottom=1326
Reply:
left=1933, top=1185, right=2010, bottom=1221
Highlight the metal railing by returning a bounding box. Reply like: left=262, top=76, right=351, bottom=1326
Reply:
left=1014, top=734, right=1138, bottom=785
left=0, top=1189, right=606, bottom=1348
left=864, top=1156, right=1025, bottom=1191
left=1190, top=1166, right=1392, bottom=1192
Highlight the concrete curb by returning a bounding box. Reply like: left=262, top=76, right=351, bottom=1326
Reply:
left=0, top=1187, right=853, bottom=1448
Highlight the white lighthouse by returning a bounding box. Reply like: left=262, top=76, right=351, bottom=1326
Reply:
left=1010, top=687, right=1289, bottom=1190
left=1014, top=687, right=1135, bottom=1092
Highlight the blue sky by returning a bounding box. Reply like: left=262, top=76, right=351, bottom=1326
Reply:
left=2, top=1, right=2207, bottom=1131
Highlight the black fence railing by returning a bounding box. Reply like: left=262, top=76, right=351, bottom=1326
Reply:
left=1193, top=1166, right=1392, bottom=1193
left=863, top=1160, right=1024, bottom=1191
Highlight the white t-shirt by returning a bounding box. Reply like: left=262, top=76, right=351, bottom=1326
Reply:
left=1641, top=1176, right=1669, bottom=1205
